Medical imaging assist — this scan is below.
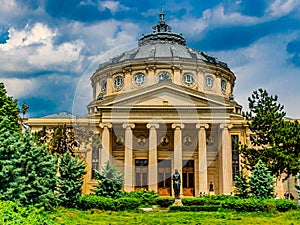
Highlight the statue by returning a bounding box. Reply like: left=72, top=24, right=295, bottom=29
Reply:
left=209, top=181, right=214, bottom=192
left=172, top=169, right=181, bottom=199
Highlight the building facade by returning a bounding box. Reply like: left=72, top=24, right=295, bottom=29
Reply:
left=27, top=13, right=298, bottom=199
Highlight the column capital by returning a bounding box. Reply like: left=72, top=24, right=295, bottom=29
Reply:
left=219, top=123, right=233, bottom=130
left=99, top=122, right=112, bottom=129
left=171, top=123, right=185, bottom=129
left=196, top=123, right=209, bottom=129
left=146, top=123, right=159, bottom=129
left=122, top=123, right=135, bottom=129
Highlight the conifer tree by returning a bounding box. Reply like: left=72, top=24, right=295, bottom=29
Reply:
left=16, top=130, right=57, bottom=208
left=234, top=171, right=249, bottom=198
left=57, top=151, right=86, bottom=208
left=0, top=82, right=20, bottom=132
left=93, top=161, right=124, bottom=198
left=0, top=117, right=21, bottom=200
left=241, top=89, right=300, bottom=180
left=248, top=160, right=274, bottom=199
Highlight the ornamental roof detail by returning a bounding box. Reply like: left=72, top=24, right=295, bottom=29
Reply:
left=98, top=12, right=229, bottom=70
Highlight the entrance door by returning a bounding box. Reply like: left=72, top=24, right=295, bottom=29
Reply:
left=158, top=160, right=171, bottom=196
left=135, top=159, right=148, bottom=191
left=182, top=160, right=195, bottom=196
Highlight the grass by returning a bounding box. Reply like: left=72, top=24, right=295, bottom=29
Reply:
left=49, top=207, right=300, bottom=225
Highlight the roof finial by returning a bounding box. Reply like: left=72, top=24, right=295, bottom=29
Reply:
left=160, top=3, right=164, bottom=21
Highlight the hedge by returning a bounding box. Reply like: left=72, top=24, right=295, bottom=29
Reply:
left=221, top=198, right=298, bottom=212
left=122, top=189, right=158, bottom=205
left=79, top=195, right=114, bottom=210
left=155, top=197, right=175, bottom=208
left=79, top=195, right=142, bottom=211
left=170, top=205, right=220, bottom=212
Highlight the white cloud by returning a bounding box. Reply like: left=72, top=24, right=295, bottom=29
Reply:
left=211, top=32, right=300, bottom=118
left=267, top=0, right=300, bottom=18
left=98, top=1, right=130, bottom=14
left=0, top=23, right=84, bottom=74
left=66, top=20, right=139, bottom=54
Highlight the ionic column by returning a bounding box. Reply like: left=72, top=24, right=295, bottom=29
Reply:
left=146, top=123, right=159, bottom=191
left=171, top=123, right=185, bottom=197
left=196, top=123, right=209, bottom=195
left=219, top=123, right=233, bottom=194
left=99, top=123, right=112, bottom=171
left=122, top=123, right=135, bottom=192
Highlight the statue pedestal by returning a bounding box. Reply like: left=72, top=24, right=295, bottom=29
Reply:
left=209, top=191, right=215, bottom=196
left=173, top=199, right=183, bottom=206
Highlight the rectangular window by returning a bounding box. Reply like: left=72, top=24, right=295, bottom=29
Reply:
left=231, top=135, right=239, bottom=181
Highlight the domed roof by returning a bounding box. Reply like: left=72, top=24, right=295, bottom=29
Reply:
left=98, top=12, right=229, bottom=70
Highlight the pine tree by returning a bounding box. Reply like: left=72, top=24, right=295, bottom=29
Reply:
left=0, top=117, right=21, bottom=200
left=16, top=130, right=58, bottom=208
left=234, top=171, right=249, bottom=198
left=0, top=82, right=20, bottom=132
left=241, top=89, right=300, bottom=180
left=57, top=151, right=86, bottom=208
left=93, top=161, right=124, bottom=199
left=248, top=160, right=274, bottom=199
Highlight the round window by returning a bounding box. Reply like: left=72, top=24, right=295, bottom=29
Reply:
left=157, top=71, right=172, bottom=83
left=182, top=73, right=195, bottom=86
left=133, top=73, right=146, bottom=86
left=114, top=76, right=124, bottom=90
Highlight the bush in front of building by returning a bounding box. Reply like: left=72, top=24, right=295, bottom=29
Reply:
left=169, top=205, right=220, bottom=212
left=114, top=197, right=141, bottom=211
left=182, top=195, right=236, bottom=206
left=122, top=189, right=159, bottom=206
left=274, top=199, right=298, bottom=212
left=155, top=197, right=175, bottom=208
left=221, top=198, right=298, bottom=212
left=79, top=195, right=142, bottom=211
left=79, top=195, right=115, bottom=210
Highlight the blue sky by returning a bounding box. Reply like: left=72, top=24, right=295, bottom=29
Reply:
left=1, top=0, right=300, bottom=118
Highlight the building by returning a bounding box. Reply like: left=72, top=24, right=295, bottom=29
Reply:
left=27, top=13, right=298, bottom=199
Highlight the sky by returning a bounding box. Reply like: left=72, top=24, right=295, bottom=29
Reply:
left=1, top=0, right=300, bottom=118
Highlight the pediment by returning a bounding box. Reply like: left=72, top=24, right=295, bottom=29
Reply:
left=98, top=83, right=231, bottom=109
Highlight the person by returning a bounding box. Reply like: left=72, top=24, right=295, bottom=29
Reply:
left=290, top=193, right=295, bottom=201
left=284, top=191, right=289, bottom=199
left=275, top=193, right=280, bottom=200
left=172, top=169, right=181, bottom=199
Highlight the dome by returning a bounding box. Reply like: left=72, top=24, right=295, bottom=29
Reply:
left=98, top=12, right=229, bottom=70
left=89, top=12, right=237, bottom=112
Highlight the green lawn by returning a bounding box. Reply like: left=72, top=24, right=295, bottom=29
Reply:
left=49, top=208, right=300, bottom=225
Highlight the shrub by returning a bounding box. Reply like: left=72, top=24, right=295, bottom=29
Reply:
left=182, top=195, right=236, bottom=206
left=169, top=205, right=220, bottom=212
left=79, top=195, right=114, bottom=210
left=0, top=200, right=52, bottom=225
left=122, top=189, right=158, bottom=205
left=181, top=198, right=207, bottom=206
left=274, top=199, right=298, bottom=212
left=114, top=197, right=141, bottom=211
left=155, top=197, right=175, bottom=208
left=222, top=198, right=264, bottom=212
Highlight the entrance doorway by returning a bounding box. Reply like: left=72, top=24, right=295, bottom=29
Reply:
left=158, top=160, right=171, bottom=196
left=135, top=159, right=148, bottom=190
left=182, top=160, right=195, bottom=196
